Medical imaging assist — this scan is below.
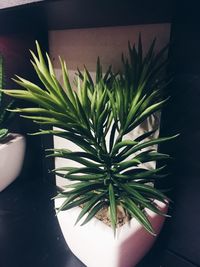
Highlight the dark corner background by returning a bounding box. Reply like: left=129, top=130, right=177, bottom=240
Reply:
left=156, top=1, right=200, bottom=266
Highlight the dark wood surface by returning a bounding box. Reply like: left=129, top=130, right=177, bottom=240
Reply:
left=0, top=179, right=85, bottom=267
left=0, top=0, right=173, bottom=34
left=0, top=178, right=168, bottom=267
left=162, top=250, right=198, bottom=267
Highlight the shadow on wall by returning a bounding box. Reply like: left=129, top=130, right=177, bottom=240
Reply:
left=49, top=23, right=171, bottom=75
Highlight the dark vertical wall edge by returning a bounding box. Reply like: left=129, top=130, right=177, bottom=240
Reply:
left=159, top=1, right=200, bottom=266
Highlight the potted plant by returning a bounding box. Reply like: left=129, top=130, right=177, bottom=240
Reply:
left=2, top=38, right=176, bottom=267
left=0, top=55, right=26, bottom=191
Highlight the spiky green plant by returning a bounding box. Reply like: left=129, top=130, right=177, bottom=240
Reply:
left=2, top=39, right=176, bottom=235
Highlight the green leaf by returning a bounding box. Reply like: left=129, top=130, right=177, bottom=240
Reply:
left=46, top=52, right=56, bottom=77
left=0, top=128, right=8, bottom=141
left=128, top=182, right=169, bottom=203
left=2, top=89, right=62, bottom=112
left=122, top=197, right=155, bottom=235
left=96, top=104, right=109, bottom=141
left=53, top=150, right=102, bottom=163
left=132, top=197, right=169, bottom=217
left=124, top=94, right=146, bottom=131
left=127, top=97, right=170, bottom=133
left=81, top=70, right=90, bottom=112
left=62, top=181, right=104, bottom=196
left=57, top=173, right=105, bottom=181
left=109, top=121, right=118, bottom=153
left=59, top=57, right=76, bottom=107
left=81, top=201, right=105, bottom=226
left=11, top=107, right=75, bottom=123
left=56, top=193, right=87, bottom=213
left=119, top=135, right=178, bottom=161
left=40, top=130, right=97, bottom=155
left=103, top=65, right=112, bottom=84
left=57, top=194, right=94, bottom=212
left=143, top=38, right=156, bottom=65
left=122, top=165, right=167, bottom=180
left=13, top=76, right=50, bottom=96
left=83, top=66, right=94, bottom=90
left=119, top=183, right=151, bottom=203
left=107, top=90, right=117, bottom=122
left=134, top=129, right=157, bottom=142
left=30, top=59, right=60, bottom=99
left=54, top=166, right=104, bottom=175
left=115, top=158, right=141, bottom=172
left=75, top=192, right=106, bottom=225
left=135, top=151, right=171, bottom=164
left=74, top=93, right=90, bottom=129
left=111, top=139, right=138, bottom=156
left=109, top=184, right=117, bottom=233
left=46, top=149, right=102, bottom=168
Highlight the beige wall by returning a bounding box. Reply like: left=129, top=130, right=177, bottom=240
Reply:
left=49, top=24, right=170, bottom=75
left=48, top=23, right=171, bottom=186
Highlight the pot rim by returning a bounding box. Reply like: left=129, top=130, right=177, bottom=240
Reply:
left=55, top=198, right=168, bottom=240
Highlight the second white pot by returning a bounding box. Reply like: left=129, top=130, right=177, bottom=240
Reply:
left=0, top=133, right=26, bottom=192
left=55, top=199, right=168, bottom=267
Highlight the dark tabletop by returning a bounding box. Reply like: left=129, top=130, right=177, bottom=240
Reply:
left=0, top=178, right=162, bottom=267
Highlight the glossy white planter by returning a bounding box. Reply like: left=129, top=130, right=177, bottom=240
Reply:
left=0, top=134, right=26, bottom=191
left=55, top=199, right=167, bottom=267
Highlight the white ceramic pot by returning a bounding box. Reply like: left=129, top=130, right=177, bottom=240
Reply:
left=0, top=133, right=26, bottom=191
left=55, top=199, right=168, bottom=267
